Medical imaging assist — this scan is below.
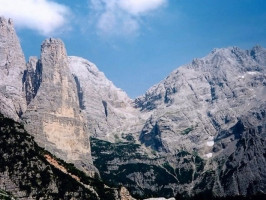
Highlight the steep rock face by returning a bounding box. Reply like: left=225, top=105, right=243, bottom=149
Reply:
left=22, top=56, right=42, bottom=105
left=136, top=46, right=266, bottom=155
left=0, top=17, right=27, bottom=120
left=0, top=113, right=127, bottom=200
left=191, top=106, right=266, bottom=197
left=91, top=46, right=266, bottom=199
left=133, top=46, right=266, bottom=197
left=22, top=39, right=96, bottom=176
left=1, top=16, right=265, bottom=198
left=68, top=56, right=142, bottom=142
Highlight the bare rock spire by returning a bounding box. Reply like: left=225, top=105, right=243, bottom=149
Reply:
left=22, top=38, right=97, bottom=176
left=0, top=17, right=27, bottom=120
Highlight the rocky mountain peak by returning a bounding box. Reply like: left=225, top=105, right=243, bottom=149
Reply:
left=1, top=16, right=266, bottom=198
left=22, top=39, right=97, bottom=176
left=249, top=45, right=266, bottom=65
left=68, top=56, right=143, bottom=142
left=41, top=38, right=67, bottom=65
left=135, top=46, right=265, bottom=154
left=0, top=17, right=14, bottom=31
left=0, top=17, right=27, bottom=121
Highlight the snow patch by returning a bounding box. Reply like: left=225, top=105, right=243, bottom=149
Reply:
left=207, top=141, right=214, bottom=147
left=205, top=153, right=213, bottom=158
left=247, top=71, right=259, bottom=75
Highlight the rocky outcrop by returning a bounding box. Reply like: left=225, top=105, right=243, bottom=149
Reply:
left=0, top=17, right=27, bottom=121
left=133, top=46, right=266, bottom=197
left=22, top=56, right=42, bottom=105
left=92, top=46, right=266, bottom=198
left=0, top=113, right=126, bottom=200
left=119, top=187, right=136, bottom=200
left=68, top=56, right=142, bottom=142
left=1, top=16, right=265, bottom=199
left=136, top=46, right=266, bottom=155
left=196, top=106, right=266, bottom=197
left=22, top=39, right=96, bottom=176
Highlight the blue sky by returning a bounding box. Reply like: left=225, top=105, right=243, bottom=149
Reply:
left=1, top=0, right=266, bottom=98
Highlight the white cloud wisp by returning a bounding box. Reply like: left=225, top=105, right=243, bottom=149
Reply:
left=119, top=0, right=166, bottom=15
left=89, top=0, right=167, bottom=36
left=0, top=0, right=70, bottom=35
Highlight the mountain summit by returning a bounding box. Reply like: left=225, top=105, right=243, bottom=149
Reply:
left=0, top=17, right=27, bottom=121
left=136, top=46, right=266, bottom=154
left=22, top=38, right=97, bottom=176
left=0, top=16, right=265, bottom=199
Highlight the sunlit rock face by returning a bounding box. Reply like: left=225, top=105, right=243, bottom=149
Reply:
left=0, top=17, right=27, bottom=121
left=68, top=56, right=143, bottom=142
left=22, top=38, right=96, bottom=176
left=136, top=46, right=266, bottom=154
left=90, top=46, right=266, bottom=198
left=1, top=15, right=266, bottom=198
left=134, top=46, right=266, bottom=196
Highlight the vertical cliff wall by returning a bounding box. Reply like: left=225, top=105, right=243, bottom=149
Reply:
left=0, top=17, right=27, bottom=121
left=22, top=39, right=96, bottom=176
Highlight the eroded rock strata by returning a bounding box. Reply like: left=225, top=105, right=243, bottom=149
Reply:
left=0, top=16, right=265, bottom=199
left=0, top=17, right=27, bottom=121
left=22, top=38, right=96, bottom=176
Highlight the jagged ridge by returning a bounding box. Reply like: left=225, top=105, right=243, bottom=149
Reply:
left=0, top=16, right=266, bottom=199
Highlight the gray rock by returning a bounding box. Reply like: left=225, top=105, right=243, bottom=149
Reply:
left=0, top=113, right=123, bottom=200
left=22, top=56, right=42, bottom=105
left=89, top=46, right=266, bottom=198
left=68, top=56, right=143, bottom=142
left=1, top=16, right=266, bottom=198
left=22, top=39, right=96, bottom=176
left=134, top=46, right=266, bottom=196
left=0, top=17, right=27, bottom=121
left=136, top=46, right=266, bottom=154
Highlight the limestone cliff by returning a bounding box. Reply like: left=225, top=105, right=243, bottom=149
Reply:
left=22, top=39, right=96, bottom=176
left=1, top=16, right=266, bottom=199
left=92, top=46, right=266, bottom=198
left=68, top=56, right=143, bottom=142
left=134, top=46, right=266, bottom=197
left=0, top=17, right=27, bottom=121
left=136, top=46, right=266, bottom=155
left=0, top=113, right=128, bottom=200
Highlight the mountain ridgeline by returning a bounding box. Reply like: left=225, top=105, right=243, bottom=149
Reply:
left=0, top=16, right=266, bottom=199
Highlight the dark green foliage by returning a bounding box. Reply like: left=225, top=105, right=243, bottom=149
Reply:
left=176, top=168, right=193, bottom=184
left=162, top=162, right=175, bottom=175
left=91, top=137, right=179, bottom=198
left=122, top=133, right=135, bottom=142
left=176, top=150, right=190, bottom=157
left=194, top=155, right=204, bottom=172
left=91, top=137, right=207, bottom=199
left=0, top=189, right=15, bottom=200
left=181, top=127, right=193, bottom=135
left=0, top=113, right=118, bottom=199
left=193, top=170, right=215, bottom=193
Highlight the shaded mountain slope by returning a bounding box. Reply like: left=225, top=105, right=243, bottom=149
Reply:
left=92, top=46, right=266, bottom=198
left=0, top=113, right=129, bottom=200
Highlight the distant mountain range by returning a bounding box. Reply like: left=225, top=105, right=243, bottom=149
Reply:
left=0, top=16, right=265, bottom=199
